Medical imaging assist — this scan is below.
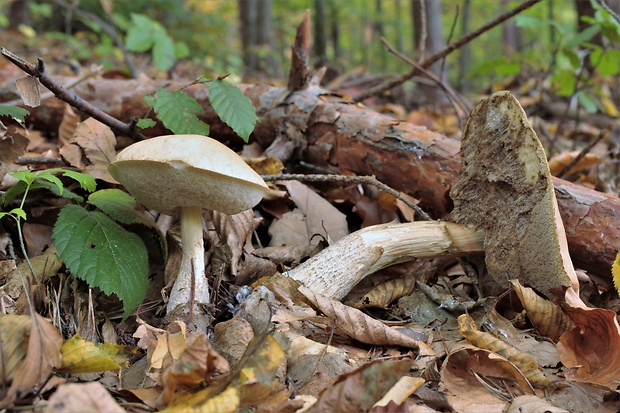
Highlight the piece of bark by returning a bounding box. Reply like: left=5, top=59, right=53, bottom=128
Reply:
left=3, top=75, right=619, bottom=279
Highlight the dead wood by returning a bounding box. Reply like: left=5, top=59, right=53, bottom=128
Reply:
left=3, top=74, right=619, bottom=280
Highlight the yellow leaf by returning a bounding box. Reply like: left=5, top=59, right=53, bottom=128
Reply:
left=612, top=251, right=620, bottom=295
left=58, top=334, right=137, bottom=374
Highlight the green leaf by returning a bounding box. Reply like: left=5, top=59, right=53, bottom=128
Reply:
left=577, top=90, right=599, bottom=114
left=60, top=170, right=97, bottom=192
left=33, top=172, right=65, bottom=195
left=88, top=189, right=151, bottom=226
left=137, top=118, right=156, bottom=129
left=590, top=48, right=620, bottom=76
left=144, top=88, right=210, bottom=135
left=9, top=208, right=27, bottom=220
left=0, top=105, right=30, bottom=122
left=152, top=28, right=176, bottom=71
left=551, top=70, right=578, bottom=96
left=125, top=14, right=156, bottom=52
left=52, top=205, right=148, bottom=320
left=209, top=79, right=258, bottom=142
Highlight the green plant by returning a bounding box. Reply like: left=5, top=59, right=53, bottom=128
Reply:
left=0, top=168, right=96, bottom=284
left=138, top=76, right=259, bottom=142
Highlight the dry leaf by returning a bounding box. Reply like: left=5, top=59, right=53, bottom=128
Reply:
left=548, top=151, right=602, bottom=177
left=0, top=313, right=63, bottom=408
left=557, top=306, right=620, bottom=389
left=58, top=334, right=137, bottom=374
left=305, top=359, right=413, bottom=413
left=458, top=314, right=549, bottom=387
left=0, top=129, right=29, bottom=165
left=284, top=180, right=349, bottom=243
left=511, top=280, right=574, bottom=342
left=507, top=395, right=569, bottom=413
left=211, top=209, right=262, bottom=275
left=351, top=269, right=435, bottom=309
left=60, top=117, right=117, bottom=182
left=299, top=285, right=434, bottom=355
left=440, top=348, right=533, bottom=413
left=57, top=104, right=80, bottom=147
left=160, top=333, right=230, bottom=405
left=15, top=75, right=41, bottom=107
left=44, top=382, right=124, bottom=413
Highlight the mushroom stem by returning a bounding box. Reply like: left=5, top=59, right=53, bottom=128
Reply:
left=167, top=205, right=210, bottom=314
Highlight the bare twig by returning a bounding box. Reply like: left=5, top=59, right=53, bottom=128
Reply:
left=352, top=0, right=543, bottom=103
left=261, top=173, right=433, bottom=221
left=1, top=47, right=145, bottom=140
left=380, top=37, right=471, bottom=115
left=557, top=130, right=607, bottom=179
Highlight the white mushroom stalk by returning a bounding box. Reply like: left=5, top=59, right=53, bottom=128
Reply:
left=108, top=135, right=269, bottom=318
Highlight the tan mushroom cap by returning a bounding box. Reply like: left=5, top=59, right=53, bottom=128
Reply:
left=108, top=135, right=269, bottom=215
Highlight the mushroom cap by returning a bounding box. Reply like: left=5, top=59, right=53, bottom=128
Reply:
left=108, top=135, right=269, bottom=215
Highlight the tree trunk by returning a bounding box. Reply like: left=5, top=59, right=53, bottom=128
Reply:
left=238, top=0, right=258, bottom=76
left=458, top=0, right=471, bottom=93
left=314, top=0, right=327, bottom=66
left=411, top=0, right=449, bottom=105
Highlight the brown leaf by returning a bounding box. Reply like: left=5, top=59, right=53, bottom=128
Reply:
left=57, top=104, right=80, bottom=147
left=507, top=395, right=569, bottom=413
left=305, top=359, right=413, bottom=413
left=44, top=382, right=124, bottom=413
left=0, top=313, right=63, bottom=408
left=557, top=306, right=620, bottom=389
left=548, top=151, right=602, bottom=177
left=15, top=75, right=41, bottom=107
left=458, top=314, right=549, bottom=387
left=0, top=128, right=29, bottom=166
left=284, top=180, right=349, bottom=243
left=511, top=280, right=574, bottom=343
left=351, top=270, right=435, bottom=309
left=160, top=333, right=230, bottom=406
left=299, top=285, right=434, bottom=355
left=60, top=117, right=117, bottom=182
left=440, top=348, right=533, bottom=413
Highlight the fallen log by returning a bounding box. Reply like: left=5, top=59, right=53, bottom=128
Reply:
left=2, top=74, right=619, bottom=279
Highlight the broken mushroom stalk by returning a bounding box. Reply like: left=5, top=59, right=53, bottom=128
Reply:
left=289, top=91, right=579, bottom=303
left=108, top=134, right=269, bottom=319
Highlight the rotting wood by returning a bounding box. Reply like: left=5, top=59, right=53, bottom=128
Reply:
left=2, top=75, right=619, bottom=279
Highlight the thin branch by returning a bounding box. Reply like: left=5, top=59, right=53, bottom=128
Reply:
left=353, top=0, right=543, bottom=103
left=557, top=130, right=607, bottom=179
left=380, top=36, right=471, bottom=115
left=261, top=173, right=433, bottom=221
left=1, top=47, right=145, bottom=140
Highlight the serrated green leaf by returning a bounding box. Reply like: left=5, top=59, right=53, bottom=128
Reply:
left=0, top=105, right=29, bottom=122
left=145, top=88, right=210, bottom=135
left=61, top=170, right=97, bottom=192
left=209, top=79, right=258, bottom=142
left=590, top=48, right=620, bottom=76
left=88, top=189, right=150, bottom=226
left=137, top=118, right=156, bottom=129
left=52, top=205, right=148, bottom=320
left=10, top=170, right=37, bottom=185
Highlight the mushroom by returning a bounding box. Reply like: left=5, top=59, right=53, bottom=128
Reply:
left=108, top=134, right=269, bottom=317
left=289, top=91, right=578, bottom=302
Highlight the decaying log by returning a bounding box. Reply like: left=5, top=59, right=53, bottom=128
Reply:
left=2, top=75, right=619, bottom=279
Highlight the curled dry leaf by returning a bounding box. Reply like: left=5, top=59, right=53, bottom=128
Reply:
left=547, top=151, right=602, bottom=177
left=210, top=209, right=262, bottom=276
left=440, top=348, right=533, bottom=413
left=457, top=314, right=549, bottom=387
left=57, top=104, right=80, bottom=147
left=299, top=285, right=435, bottom=355
left=350, top=269, right=435, bottom=309
left=511, top=280, right=574, bottom=343
left=557, top=305, right=620, bottom=389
